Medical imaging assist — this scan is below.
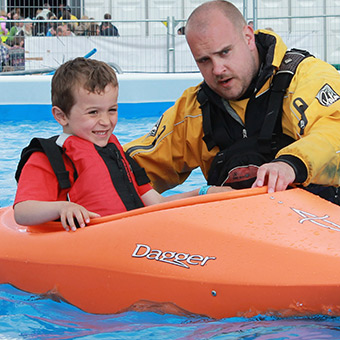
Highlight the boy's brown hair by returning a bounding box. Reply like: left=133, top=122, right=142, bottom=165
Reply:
left=51, top=57, right=118, bottom=116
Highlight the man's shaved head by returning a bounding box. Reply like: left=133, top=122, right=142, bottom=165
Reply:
left=186, top=0, right=246, bottom=36
left=184, top=0, right=259, bottom=101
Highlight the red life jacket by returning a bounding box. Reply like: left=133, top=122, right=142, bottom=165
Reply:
left=16, top=134, right=151, bottom=216
left=61, top=134, right=148, bottom=216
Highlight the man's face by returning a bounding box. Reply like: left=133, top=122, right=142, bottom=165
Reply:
left=186, top=11, right=259, bottom=101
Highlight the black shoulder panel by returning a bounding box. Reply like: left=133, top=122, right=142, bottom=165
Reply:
left=258, top=49, right=313, bottom=152
left=15, top=136, right=72, bottom=189
left=125, top=152, right=151, bottom=186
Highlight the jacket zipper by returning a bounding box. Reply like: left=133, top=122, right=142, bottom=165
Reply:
left=126, top=125, right=166, bottom=155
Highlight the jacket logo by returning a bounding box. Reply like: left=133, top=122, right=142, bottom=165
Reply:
left=316, top=84, right=340, bottom=107
left=132, top=243, right=216, bottom=269
left=148, top=116, right=163, bottom=137
left=292, top=208, right=340, bottom=231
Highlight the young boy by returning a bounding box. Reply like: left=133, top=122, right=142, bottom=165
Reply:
left=14, top=58, right=231, bottom=232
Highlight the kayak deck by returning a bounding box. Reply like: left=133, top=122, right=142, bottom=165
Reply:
left=0, top=187, right=340, bottom=318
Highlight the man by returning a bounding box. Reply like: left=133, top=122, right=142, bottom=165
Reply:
left=37, top=3, right=53, bottom=20
left=6, top=12, right=23, bottom=46
left=59, top=5, right=78, bottom=30
left=0, top=38, right=9, bottom=71
left=124, top=0, right=340, bottom=203
left=56, top=23, right=74, bottom=36
left=100, top=13, right=119, bottom=37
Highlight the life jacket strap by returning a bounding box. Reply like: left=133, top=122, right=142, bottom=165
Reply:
left=15, top=136, right=72, bottom=189
left=258, top=49, right=313, bottom=153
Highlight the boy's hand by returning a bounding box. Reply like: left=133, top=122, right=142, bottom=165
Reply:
left=58, top=202, right=100, bottom=232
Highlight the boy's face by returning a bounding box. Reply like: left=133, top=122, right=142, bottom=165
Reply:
left=55, top=84, right=118, bottom=147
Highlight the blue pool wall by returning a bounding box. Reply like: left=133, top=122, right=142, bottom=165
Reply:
left=0, top=73, right=203, bottom=121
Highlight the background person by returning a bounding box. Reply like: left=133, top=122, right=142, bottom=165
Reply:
left=46, top=20, right=58, bottom=36
left=22, top=18, right=33, bottom=36
left=100, top=13, right=119, bottom=36
left=59, top=5, right=78, bottom=31
left=38, top=3, right=53, bottom=20
left=177, top=26, right=185, bottom=35
left=5, top=12, right=23, bottom=46
left=0, top=38, right=9, bottom=71
left=75, top=15, right=90, bottom=36
left=88, top=20, right=100, bottom=36
left=0, top=10, right=8, bottom=42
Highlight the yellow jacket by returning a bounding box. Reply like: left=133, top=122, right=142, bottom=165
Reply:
left=125, top=30, right=340, bottom=193
left=0, top=17, right=8, bottom=42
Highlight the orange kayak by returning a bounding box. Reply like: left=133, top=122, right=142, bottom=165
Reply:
left=0, top=187, right=340, bottom=319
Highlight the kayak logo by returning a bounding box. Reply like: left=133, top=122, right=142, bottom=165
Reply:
left=292, top=208, right=340, bottom=232
left=132, top=243, right=216, bottom=269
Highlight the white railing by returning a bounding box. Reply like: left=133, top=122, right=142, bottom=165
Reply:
left=1, top=2, right=340, bottom=74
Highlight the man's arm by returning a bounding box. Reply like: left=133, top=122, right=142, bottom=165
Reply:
left=124, top=84, right=207, bottom=193
left=254, top=57, right=340, bottom=192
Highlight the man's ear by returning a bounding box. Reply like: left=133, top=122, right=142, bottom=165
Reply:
left=52, top=106, right=68, bottom=126
left=243, top=24, right=256, bottom=49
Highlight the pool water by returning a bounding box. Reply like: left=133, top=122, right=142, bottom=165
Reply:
left=1, top=119, right=340, bottom=339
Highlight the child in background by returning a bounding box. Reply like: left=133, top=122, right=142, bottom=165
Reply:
left=14, top=58, right=232, bottom=231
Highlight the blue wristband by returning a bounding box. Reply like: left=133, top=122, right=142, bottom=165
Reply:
left=199, top=185, right=211, bottom=195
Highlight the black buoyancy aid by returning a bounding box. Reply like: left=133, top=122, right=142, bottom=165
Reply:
left=198, top=48, right=312, bottom=189
left=15, top=135, right=150, bottom=214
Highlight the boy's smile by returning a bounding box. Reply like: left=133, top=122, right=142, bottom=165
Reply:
left=57, top=84, right=119, bottom=147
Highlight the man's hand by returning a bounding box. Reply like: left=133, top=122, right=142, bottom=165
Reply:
left=251, top=161, right=296, bottom=193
